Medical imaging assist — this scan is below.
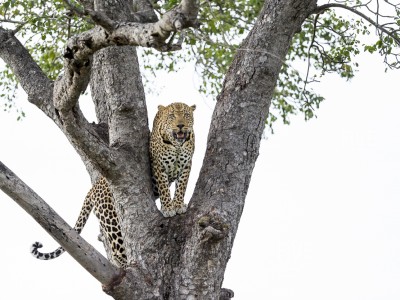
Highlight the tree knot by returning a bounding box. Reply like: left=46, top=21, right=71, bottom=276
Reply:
left=198, top=213, right=229, bottom=244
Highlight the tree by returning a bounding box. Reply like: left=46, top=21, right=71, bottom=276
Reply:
left=0, top=0, right=398, bottom=299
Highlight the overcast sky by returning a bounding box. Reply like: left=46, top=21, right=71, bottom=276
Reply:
left=0, top=45, right=399, bottom=299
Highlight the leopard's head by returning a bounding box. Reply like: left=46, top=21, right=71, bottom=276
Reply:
left=158, top=102, right=196, bottom=145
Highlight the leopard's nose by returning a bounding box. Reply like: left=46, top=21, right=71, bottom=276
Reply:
left=177, top=124, right=184, bottom=130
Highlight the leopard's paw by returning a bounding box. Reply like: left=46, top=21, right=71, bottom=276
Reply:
left=175, top=203, right=187, bottom=215
left=160, top=206, right=176, bottom=218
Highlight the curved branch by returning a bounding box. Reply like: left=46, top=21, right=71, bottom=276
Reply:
left=0, top=27, right=54, bottom=117
left=0, top=161, right=120, bottom=285
left=312, top=3, right=400, bottom=46
left=301, top=12, right=319, bottom=105
left=61, top=109, right=117, bottom=172
left=53, top=59, right=91, bottom=112
left=63, top=0, right=200, bottom=69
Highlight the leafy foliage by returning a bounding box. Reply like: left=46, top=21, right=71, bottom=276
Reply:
left=0, top=66, right=21, bottom=117
left=144, top=1, right=399, bottom=132
left=0, top=0, right=399, bottom=128
left=268, top=8, right=368, bottom=131
left=140, top=0, right=262, bottom=96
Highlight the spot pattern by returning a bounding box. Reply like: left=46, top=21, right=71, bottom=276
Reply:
left=31, top=178, right=127, bottom=267
left=150, top=102, right=196, bottom=217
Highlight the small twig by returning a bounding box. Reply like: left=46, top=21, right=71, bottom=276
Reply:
left=0, top=18, right=25, bottom=25
left=301, top=13, right=320, bottom=105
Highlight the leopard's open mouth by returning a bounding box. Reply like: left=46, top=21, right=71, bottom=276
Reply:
left=173, top=131, right=188, bottom=142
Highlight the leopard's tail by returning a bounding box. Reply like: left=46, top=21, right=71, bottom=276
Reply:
left=31, top=242, right=65, bottom=260
left=30, top=182, right=96, bottom=261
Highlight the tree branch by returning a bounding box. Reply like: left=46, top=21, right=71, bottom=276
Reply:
left=59, top=108, right=117, bottom=173
left=0, top=160, right=120, bottom=285
left=53, top=58, right=91, bottom=112
left=0, top=18, right=26, bottom=25
left=0, top=27, right=54, bottom=117
left=63, top=0, right=200, bottom=68
left=312, top=3, right=400, bottom=46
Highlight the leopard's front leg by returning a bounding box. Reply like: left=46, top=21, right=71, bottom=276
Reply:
left=173, top=162, right=192, bottom=214
left=156, top=166, right=176, bottom=218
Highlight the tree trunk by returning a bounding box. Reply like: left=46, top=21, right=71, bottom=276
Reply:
left=104, top=1, right=317, bottom=299
left=0, top=0, right=318, bottom=299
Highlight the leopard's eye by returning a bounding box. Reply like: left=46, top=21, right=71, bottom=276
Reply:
left=184, top=113, right=190, bottom=118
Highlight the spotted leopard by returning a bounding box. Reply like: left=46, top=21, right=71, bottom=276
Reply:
left=150, top=102, right=196, bottom=217
left=30, top=102, right=195, bottom=266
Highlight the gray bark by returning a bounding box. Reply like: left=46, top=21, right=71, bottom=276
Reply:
left=0, top=0, right=318, bottom=299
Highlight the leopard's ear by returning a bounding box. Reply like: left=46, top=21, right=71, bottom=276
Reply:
left=158, top=105, right=166, bottom=111
left=190, top=105, right=196, bottom=111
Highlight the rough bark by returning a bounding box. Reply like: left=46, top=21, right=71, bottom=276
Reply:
left=0, top=0, right=318, bottom=299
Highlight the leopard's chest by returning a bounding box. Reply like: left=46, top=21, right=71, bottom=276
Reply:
left=159, top=145, right=192, bottom=182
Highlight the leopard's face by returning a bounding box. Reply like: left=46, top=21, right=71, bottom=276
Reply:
left=158, top=102, right=196, bottom=146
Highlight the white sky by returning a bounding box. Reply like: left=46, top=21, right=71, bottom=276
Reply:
left=0, top=48, right=399, bottom=299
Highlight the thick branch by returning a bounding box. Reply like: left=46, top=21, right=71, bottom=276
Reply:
left=59, top=109, right=117, bottom=173
left=53, top=59, right=91, bottom=112
left=0, top=27, right=54, bottom=117
left=0, top=161, right=120, bottom=285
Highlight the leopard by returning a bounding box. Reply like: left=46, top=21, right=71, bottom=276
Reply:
left=30, top=102, right=195, bottom=266
left=150, top=102, right=196, bottom=217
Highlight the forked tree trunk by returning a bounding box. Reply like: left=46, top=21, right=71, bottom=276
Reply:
left=0, top=0, right=317, bottom=299
left=97, top=1, right=317, bottom=299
